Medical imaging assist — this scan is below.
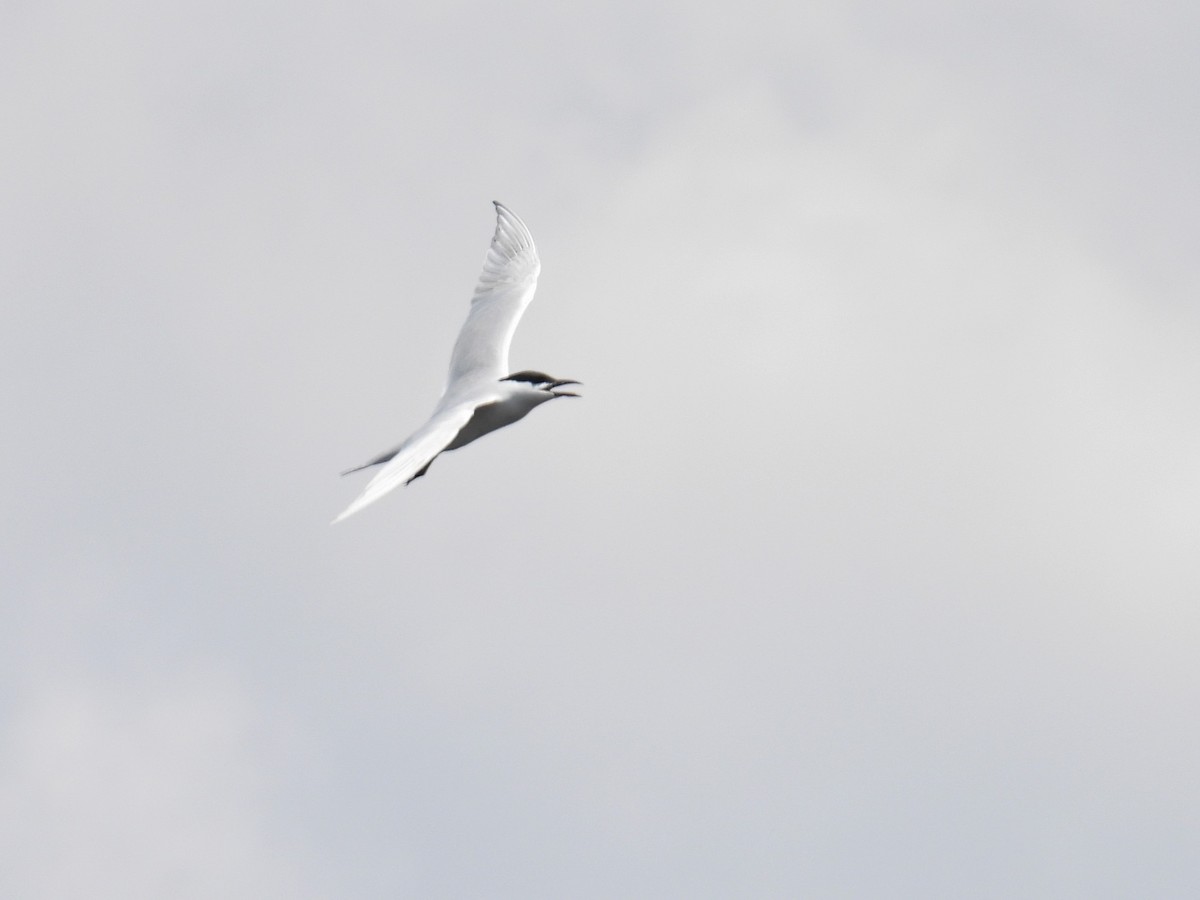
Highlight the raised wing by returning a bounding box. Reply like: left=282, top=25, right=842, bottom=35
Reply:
left=332, top=403, right=477, bottom=523
left=445, top=202, right=540, bottom=387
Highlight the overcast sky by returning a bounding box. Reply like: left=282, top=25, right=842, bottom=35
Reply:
left=3, top=1, right=1199, bottom=897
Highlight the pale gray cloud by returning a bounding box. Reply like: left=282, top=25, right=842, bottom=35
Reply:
left=3, top=1, right=1198, bottom=897
left=0, top=673, right=306, bottom=898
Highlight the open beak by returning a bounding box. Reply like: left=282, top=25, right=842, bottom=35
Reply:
left=550, top=379, right=581, bottom=397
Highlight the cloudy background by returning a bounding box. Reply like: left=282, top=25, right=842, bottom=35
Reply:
left=3, top=1, right=1199, bottom=896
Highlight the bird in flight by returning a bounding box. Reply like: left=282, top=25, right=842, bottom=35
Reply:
left=334, top=202, right=579, bottom=523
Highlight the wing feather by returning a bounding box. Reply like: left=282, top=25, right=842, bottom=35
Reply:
left=445, top=202, right=540, bottom=386
left=332, top=404, right=476, bottom=523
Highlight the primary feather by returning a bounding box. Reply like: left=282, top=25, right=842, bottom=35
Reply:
left=446, top=202, right=541, bottom=385
left=332, top=402, right=480, bottom=524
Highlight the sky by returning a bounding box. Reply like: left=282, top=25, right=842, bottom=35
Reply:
left=3, top=1, right=1199, bottom=897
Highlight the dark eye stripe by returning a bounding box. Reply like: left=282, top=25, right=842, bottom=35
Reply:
left=501, top=370, right=555, bottom=384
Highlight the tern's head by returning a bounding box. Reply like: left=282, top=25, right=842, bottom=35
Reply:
left=502, top=370, right=582, bottom=398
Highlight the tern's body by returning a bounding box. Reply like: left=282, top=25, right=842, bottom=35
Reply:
left=334, top=203, right=577, bottom=523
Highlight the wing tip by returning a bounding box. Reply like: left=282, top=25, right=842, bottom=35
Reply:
left=487, top=201, right=535, bottom=257
left=331, top=494, right=372, bottom=524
